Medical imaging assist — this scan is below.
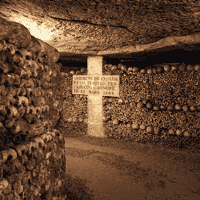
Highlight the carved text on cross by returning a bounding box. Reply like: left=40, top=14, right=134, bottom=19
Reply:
left=72, top=56, right=119, bottom=137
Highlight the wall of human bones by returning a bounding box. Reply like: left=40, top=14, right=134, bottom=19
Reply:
left=0, top=18, right=66, bottom=199
left=59, top=61, right=200, bottom=149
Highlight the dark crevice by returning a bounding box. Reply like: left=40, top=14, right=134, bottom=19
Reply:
left=12, top=10, right=19, bottom=13
left=49, top=16, right=134, bottom=34
left=0, top=12, right=7, bottom=17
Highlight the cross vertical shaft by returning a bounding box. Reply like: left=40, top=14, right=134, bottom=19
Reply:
left=87, top=56, right=105, bottom=137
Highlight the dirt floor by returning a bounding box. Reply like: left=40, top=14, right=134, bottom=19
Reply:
left=64, top=133, right=200, bottom=200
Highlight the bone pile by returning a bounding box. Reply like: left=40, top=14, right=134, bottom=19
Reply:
left=0, top=17, right=66, bottom=199
left=59, top=62, right=200, bottom=149
left=59, top=69, right=88, bottom=135
left=102, top=63, right=200, bottom=147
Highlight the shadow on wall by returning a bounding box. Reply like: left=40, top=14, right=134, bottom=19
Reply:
left=59, top=61, right=87, bottom=73
left=106, top=48, right=200, bottom=67
left=58, top=47, right=200, bottom=71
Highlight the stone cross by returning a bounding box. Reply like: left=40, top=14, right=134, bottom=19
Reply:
left=72, top=56, right=119, bottom=137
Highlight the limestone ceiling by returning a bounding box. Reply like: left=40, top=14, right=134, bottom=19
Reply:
left=1, top=0, right=200, bottom=59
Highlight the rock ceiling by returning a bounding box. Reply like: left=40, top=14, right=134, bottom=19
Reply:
left=1, top=0, right=200, bottom=60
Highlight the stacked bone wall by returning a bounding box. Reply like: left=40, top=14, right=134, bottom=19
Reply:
left=59, top=68, right=88, bottom=136
left=0, top=17, right=66, bottom=200
left=59, top=62, right=200, bottom=149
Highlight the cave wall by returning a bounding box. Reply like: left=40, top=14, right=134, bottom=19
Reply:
left=0, top=17, right=66, bottom=199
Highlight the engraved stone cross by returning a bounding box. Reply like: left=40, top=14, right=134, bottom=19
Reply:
left=72, top=56, right=119, bottom=137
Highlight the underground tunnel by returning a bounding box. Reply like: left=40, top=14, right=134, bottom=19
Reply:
left=0, top=0, right=200, bottom=200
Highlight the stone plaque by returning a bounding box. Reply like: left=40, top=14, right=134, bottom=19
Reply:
left=72, top=75, right=119, bottom=97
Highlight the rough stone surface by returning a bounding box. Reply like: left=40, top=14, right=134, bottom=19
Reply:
left=0, top=0, right=200, bottom=55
